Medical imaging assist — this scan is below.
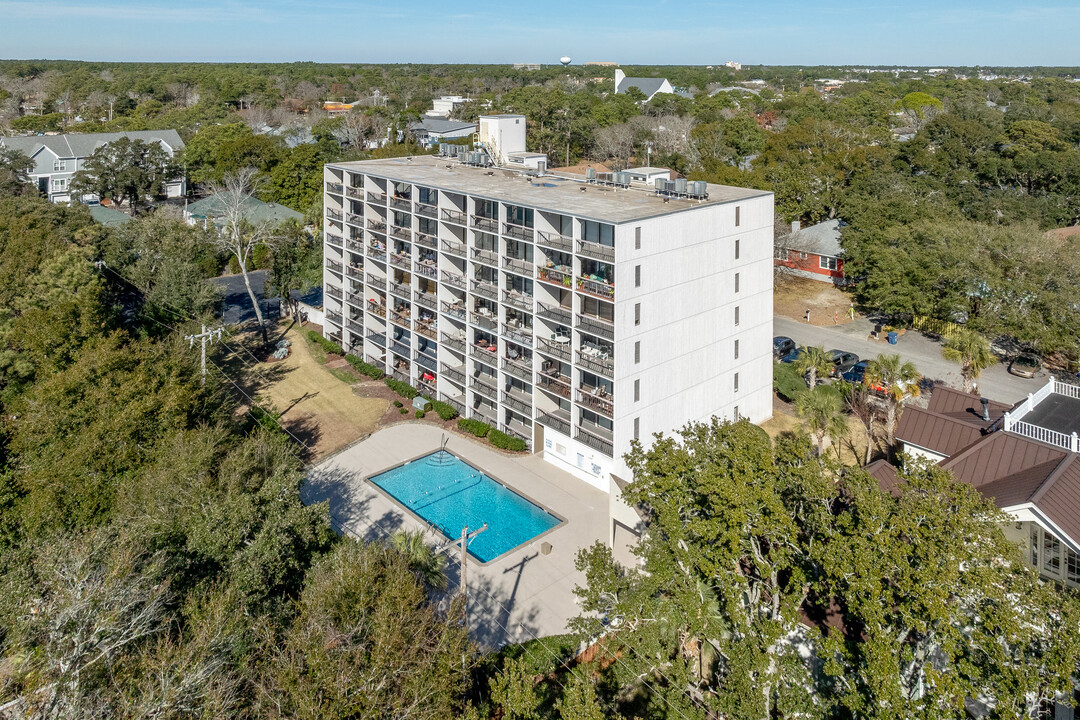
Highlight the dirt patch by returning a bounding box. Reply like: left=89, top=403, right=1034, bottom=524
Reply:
left=774, top=274, right=859, bottom=327
left=762, top=393, right=878, bottom=466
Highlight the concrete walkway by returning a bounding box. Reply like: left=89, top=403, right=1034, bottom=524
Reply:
left=774, top=316, right=1044, bottom=404
left=303, top=424, right=609, bottom=649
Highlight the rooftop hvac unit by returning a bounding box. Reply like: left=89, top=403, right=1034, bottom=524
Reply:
left=674, top=178, right=688, bottom=193
left=654, top=178, right=666, bottom=192
left=615, top=172, right=630, bottom=187
left=690, top=180, right=708, bottom=197
left=586, top=167, right=596, bottom=181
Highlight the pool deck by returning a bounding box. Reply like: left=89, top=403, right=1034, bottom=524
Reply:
left=303, top=423, right=611, bottom=649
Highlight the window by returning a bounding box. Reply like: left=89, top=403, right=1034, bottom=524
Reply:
left=733, top=406, right=740, bottom=420
left=1068, top=549, right=1080, bottom=586
left=634, top=341, right=640, bottom=364
left=51, top=178, right=67, bottom=191
left=53, top=159, right=67, bottom=172
left=734, top=339, right=739, bottom=360
left=634, top=379, right=640, bottom=402
left=734, top=238, right=740, bottom=260
left=633, top=417, right=640, bottom=440
left=1043, top=533, right=1061, bottom=575
left=734, top=272, right=740, bottom=293
left=735, top=206, right=741, bottom=227
left=634, top=303, right=640, bottom=326
left=635, top=226, right=641, bottom=249
left=820, top=256, right=839, bottom=271
left=734, top=306, right=740, bottom=326
left=635, top=265, right=641, bottom=288
left=734, top=372, right=740, bottom=392
left=775, top=247, right=789, bottom=261
left=1031, top=526, right=1040, bottom=567
left=582, top=220, right=614, bottom=247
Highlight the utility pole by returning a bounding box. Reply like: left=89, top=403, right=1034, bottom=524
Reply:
left=186, top=324, right=224, bottom=385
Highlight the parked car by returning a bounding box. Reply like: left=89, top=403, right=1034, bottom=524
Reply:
left=779, top=347, right=806, bottom=364
left=826, top=349, right=860, bottom=377
left=1008, top=352, right=1041, bottom=378
left=773, top=336, right=796, bottom=359
left=841, top=360, right=888, bottom=395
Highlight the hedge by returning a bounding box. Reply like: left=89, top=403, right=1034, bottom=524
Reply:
left=307, top=330, right=343, bottom=357
left=488, top=429, right=528, bottom=452
left=773, top=361, right=807, bottom=402
left=457, top=418, right=491, bottom=438
left=385, top=378, right=419, bottom=399
left=345, top=354, right=386, bottom=379
left=427, top=398, right=459, bottom=421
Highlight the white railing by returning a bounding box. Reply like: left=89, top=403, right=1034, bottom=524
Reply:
left=1001, top=377, right=1080, bottom=453
left=1009, top=421, right=1078, bottom=453
left=1055, top=377, right=1080, bottom=399
left=1003, top=378, right=1057, bottom=427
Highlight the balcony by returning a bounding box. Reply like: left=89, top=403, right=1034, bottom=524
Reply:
left=473, top=374, right=498, bottom=399
left=441, top=301, right=466, bottom=321
left=346, top=238, right=365, bottom=253
left=345, top=212, right=364, bottom=226
left=366, top=332, right=387, bottom=347
left=577, top=276, right=615, bottom=300
left=472, top=215, right=498, bottom=232
left=578, top=240, right=615, bottom=262
left=366, top=273, right=386, bottom=291
left=503, top=289, right=533, bottom=313
left=390, top=196, right=411, bottom=212
left=391, top=368, right=411, bottom=384
left=414, top=321, right=437, bottom=341
left=441, top=208, right=467, bottom=225
left=326, top=285, right=343, bottom=300
left=577, top=387, right=614, bottom=418
left=366, top=242, right=386, bottom=260
left=326, top=310, right=343, bottom=325
left=537, top=409, right=571, bottom=436
left=345, top=186, right=363, bottom=199
left=414, top=261, right=437, bottom=279
left=470, top=344, right=498, bottom=367
left=325, top=232, right=343, bottom=247
left=471, top=312, right=497, bottom=331
left=472, top=405, right=498, bottom=427
left=503, top=256, right=534, bottom=277
left=389, top=251, right=411, bottom=270
left=536, top=230, right=573, bottom=252
left=502, top=356, right=533, bottom=382
left=471, top=280, right=498, bottom=301
left=367, top=219, right=387, bottom=233
left=389, top=280, right=410, bottom=299
left=365, top=353, right=385, bottom=369
left=442, top=363, right=465, bottom=385
left=326, top=181, right=343, bottom=194
left=390, top=307, right=411, bottom=326
left=415, top=351, right=437, bottom=372
left=503, top=222, right=534, bottom=241
left=538, top=336, right=572, bottom=361
left=577, top=313, right=615, bottom=341
left=347, top=318, right=364, bottom=334
left=537, top=266, right=573, bottom=288
left=414, top=291, right=437, bottom=311
left=536, top=302, right=572, bottom=325
left=472, top=247, right=498, bottom=266
left=345, top=261, right=364, bottom=279
left=441, top=394, right=466, bottom=416
left=441, top=271, right=466, bottom=290
left=326, top=258, right=343, bottom=274
left=502, top=323, right=532, bottom=345
left=576, top=422, right=614, bottom=456
left=537, top=370, right=572, bottom=399
left=327, top=208, right=343, bottom=221
left=417, top=377, right=438, bottom=398
left=415, top=202, right=438, bottom=219
left=577, top=348, right=614, bottom=378
left=441, top=238, right=467, bottom=259
left=390, top=225, right=412, bottom=242
left=367, top=191, right=387, bottom=203
left=391, top=339, right=411, bottom=358
left=414, top=232, right=437, bottom=250
left=366, top=300, right=387, bottom=317
left=441, top=334, right=466, bottom=353
left=502, top=389, right=533, bottom=416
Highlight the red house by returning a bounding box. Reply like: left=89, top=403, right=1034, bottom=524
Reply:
left=774, top=219, right=846, bottom=285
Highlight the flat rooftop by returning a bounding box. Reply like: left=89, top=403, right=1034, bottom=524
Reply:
left=328, top=155, right=770, bottom=223
left=1024, top=393, right=1080, bottom=437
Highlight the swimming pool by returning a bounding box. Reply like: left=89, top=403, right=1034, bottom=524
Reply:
left=368, top=450, right=562, bottom=563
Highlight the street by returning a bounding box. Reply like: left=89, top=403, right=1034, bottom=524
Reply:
left=211, top=270, right=281, bottom=326
left=773, top=316, right=1043, bottom=404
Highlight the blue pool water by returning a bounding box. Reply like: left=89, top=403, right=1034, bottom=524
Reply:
left=368, top=450, right=561, bottom=563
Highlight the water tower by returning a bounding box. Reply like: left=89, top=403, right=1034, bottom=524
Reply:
left=560, top=56, right=572, bottom=67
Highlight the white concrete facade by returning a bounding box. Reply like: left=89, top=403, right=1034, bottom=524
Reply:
left=321, top=155, right=773, bottom=547
left=478, top=114, right=527, bottom=165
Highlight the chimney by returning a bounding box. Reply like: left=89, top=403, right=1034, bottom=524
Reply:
left=980, top=398, right=990, bottom=422
left=791, top=220, right=801, bottom=233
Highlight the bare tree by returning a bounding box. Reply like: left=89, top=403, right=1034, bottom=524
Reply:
left=591, top=123, right=635, bottom=170
left=203, top=168, right=283, bottom=345
left=240, top=105, right=272, bottom=132
left=332, top=111, right=385, bottom=150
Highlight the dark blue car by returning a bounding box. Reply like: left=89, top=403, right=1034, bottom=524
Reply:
left=842, top=360, right=869, bottom=383
left=779, top=347, right=806, bottom=364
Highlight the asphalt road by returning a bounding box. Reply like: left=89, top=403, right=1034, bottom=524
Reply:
left=773, top=315, right=1045, bottom=404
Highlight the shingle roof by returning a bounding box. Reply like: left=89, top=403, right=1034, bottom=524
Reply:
left=779, top=218, right=844, bottom=258
left=186, top=194, right=303, bottom=226
left=1, top=129, right=185, bottom=159
left=408, top=118, right=478, bottom=136
left=616, top=76, right=668, bottom=98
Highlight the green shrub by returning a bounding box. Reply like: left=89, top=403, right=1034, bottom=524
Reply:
left=428, top=399, right=459, bottom=421
left=773, top=361, right=807, bottom=402
left=489, top=429, right=528, bottom=452
left=345, top=354, right=386, bottom=379
left=399, top=407, right=408, bottom=414
left=385, top=378, right=419, bottom=399
left=457, top=418, right=490, bottom=438
left=416, top=410, right=425, bottom=419
left=393, top=400, right=403, bottom=408
left=306, top=330, right=343, bottom=356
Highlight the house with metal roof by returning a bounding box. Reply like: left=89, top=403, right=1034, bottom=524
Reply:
left=614, top=69, right=693, bottom=102
left=0, top=130, right=186, bottom=204
left=774, top=218, right=847, bottom=285
left=184, top=193, right=304, bottom=229
left=886, top=378, right=1080, bottom=588
left=408, top=118, right=478, bottom=149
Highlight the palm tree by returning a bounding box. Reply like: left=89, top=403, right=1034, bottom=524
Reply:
left=795, top=386, right=848, bottom=457
left=941, top=329, right=995, bottom=394
left=865, top=353, right=923, bottom=447
left=793, top=345, right=832, bottom=390
left=390, top=529, right=448, bottom=591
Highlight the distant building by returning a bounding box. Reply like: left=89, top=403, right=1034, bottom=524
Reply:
left=513, top=63, right=541, bottom=71
left=408, top=118, right=478, bottom=149
left=88, top=204, right=133, bottom=227
left=184, top=193, right=304, bottom=229
left=0, top=130, right=186, bottom=204
left=323, top=100, right=358, bottom=115
left=725, top=60, right=742, bottom=71
left=614, top=69, right=687, bottom=102
left=584, top=61, right=619, bottom=67
left=773, top=219, right=846, bottom=284
left=427, top=95, right=469, bottom=118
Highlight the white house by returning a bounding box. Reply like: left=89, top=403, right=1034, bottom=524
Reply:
left=614, top=69, right=692, bottom=102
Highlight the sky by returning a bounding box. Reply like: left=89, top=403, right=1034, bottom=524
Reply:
left=0, top=0, right=1077, bottom=66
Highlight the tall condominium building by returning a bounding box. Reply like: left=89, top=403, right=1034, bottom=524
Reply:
left=321, top=141, right=774, bottom=510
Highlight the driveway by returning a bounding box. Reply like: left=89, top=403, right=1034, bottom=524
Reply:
left=212, top=270, right=280, bottom=325
left=773, top=316, right=1042, bottom=404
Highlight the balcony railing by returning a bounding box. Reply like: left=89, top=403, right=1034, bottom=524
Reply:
left=414, top=321, right=437, bottom=341
left=390, top=252, right=411, bottom=269
left=414, top=261, right=437, bottom=279
left=470, top=345, right=498, bottom=367
left=346, top=186, right=362, bottom=199
left=366, top=273, right=386, bottom=290
left=503, top=256, right=534, bottom=276
left=326, top=258, right=343, bottom=273
left=472, top=215, right=498, bottom=232
left=414, top=232, right=437, bottom=249
left=326, top=208, right=343, bottom=221
left=577, top=350, right=614, bottom=378
left=390, top=196, right=411, bottom=212
left=471, top=312, right=497, bottom=331
left=347, top=319, right=364, bottom=334
left=577, top=276, right=615, bottom=300
left=577, top=314, right=615, bottom=341
left=442, top=364, right=465, bottom=385
left=473, top=374, right=498, bottom=399
left=366, top=332, right=387, bottom=347
left=326, top=285, right=343, bottom=300
left=578, top=240, right=615, bottom=262
left=366, top=243, right=386, bottom=260
left=503, top=290, right=533, bottom=313
left=366, top=301, right=387, bottom=317
left=326, top=232, right=346, bottom=249
left=536, top=230, right=573, bottom=252
left=537, top=266, right=573, bottom=287
left=441, top=301, right=466, bottom=321
left=503, top=391, right=532, bottom=416
left=442, top=271, right=466, bottom=290
left=391, top=340, right=411, bottom=358
left=576, top=425, right=613, bottom=456
left=326, top=310, right=343, bottom=325
left=471, top=280, right=498, bottom=301
left=415, top=351, right=437, bottom=372
left=389, top=280, right=410, bottom=299
left=471, top=247, right=498, bottom=266
left=326, top=181, right=343, bottom=194
left=345, top=262, right=364, bottom=278
left=536, top=302, right=572, bottom=325
left=537, top=372, right=572, bottom=399
left=441, top=394, right=466, bottom=416
left=441, top=334, right=466, bottom=353
left=391, top=368, right=411, bottom=384
left=367, top=219, right=387, bottom=232
left=577, top=388, right=614, bottom=417
left=502, top=356, right=533, bottom=382
left=502, top=323, right=532, bottom=345
left=441, top=208, right=467, bottom=225
left=503, top=222, right=534, bottom=241
left=390, top=308, right=411, bottom=326
left=389, top=225, right=412, bottom=242
left=538, top=337, right=572, bottom=361
left=537, top=411, right=571, bottom=436
left=418, top=378, right=438, bottom=397
left=414, top=292, right=437, bottom=311
left=346, top=238, right=364, bottom=253
left=367, top=191, right=387, bottom=203
left=502, top=421, right=532, bottom=447
left=415, top=203, right=438, bottom=219
left=345, top=212, right=364, bottom=226
left=441, top=238, right=467, bottom=258
left=472, top=405, right=498, bottom=426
